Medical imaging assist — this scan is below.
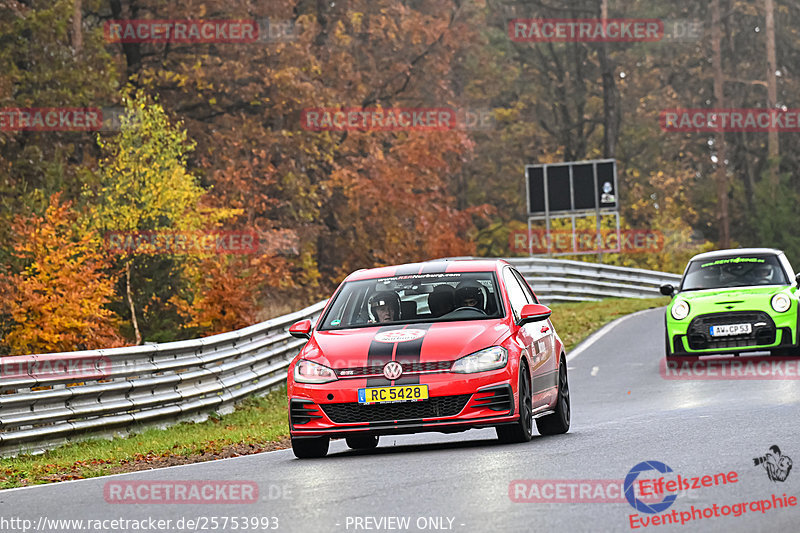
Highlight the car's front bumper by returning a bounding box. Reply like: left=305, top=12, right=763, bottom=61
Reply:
left=288, top=368, right=520, bottom=438
left=667, top=309, right=799, bottom=355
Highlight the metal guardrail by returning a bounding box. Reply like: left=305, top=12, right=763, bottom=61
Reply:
left=0, top=258, right=680, bottom=456
left=0, top=301, right=327, bottom=456
left=505, top=257, right=682, bottom=304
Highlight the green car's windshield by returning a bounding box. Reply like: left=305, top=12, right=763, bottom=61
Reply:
left=319, top=272, right=503, bottom=330
left=681, top=255, right=789, bottom=291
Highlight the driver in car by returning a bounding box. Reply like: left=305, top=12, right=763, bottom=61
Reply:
left=368, top=291, right=401, bottom=323
left=749, top=263, right=774, bottom=285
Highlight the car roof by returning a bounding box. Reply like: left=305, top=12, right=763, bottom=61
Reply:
left=344, top=259, right=509, bottom=282
left=688, top=248, right=784, bottom=262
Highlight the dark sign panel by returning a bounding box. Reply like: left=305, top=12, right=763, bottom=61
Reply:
left=597, top=161, right=617, bottom=208
left=526, top=159, right=617, bottom=215
left=527, top=166, right=545, bottom=214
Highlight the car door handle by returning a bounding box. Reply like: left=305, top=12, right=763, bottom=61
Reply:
left=541, top=325, right=549, bottom=333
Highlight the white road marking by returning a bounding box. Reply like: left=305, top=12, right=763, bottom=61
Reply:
left=566, top=307, right=663, bottom=363
left=0, top=445, right=293, bottom=494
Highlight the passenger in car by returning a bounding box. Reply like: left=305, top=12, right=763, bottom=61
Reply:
left=454, top=281, right=485, bottom=312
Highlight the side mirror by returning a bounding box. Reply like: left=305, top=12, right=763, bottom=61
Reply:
left=660, top=284, right=675, bottom=296
left=289, top=319, right=312, bottom=339
left=519, top=303, right=552, bottom=326
left=795, top=273, right=800, bottom=287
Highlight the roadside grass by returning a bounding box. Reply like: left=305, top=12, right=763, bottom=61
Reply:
left=0, top=388, right=290, bottom=489
left=550, top=296, right=669, bottom=352
left=0, top=296, right=667, bottom=489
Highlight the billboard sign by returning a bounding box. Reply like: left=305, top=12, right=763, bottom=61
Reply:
left=526, top=159, right=618, bottom=215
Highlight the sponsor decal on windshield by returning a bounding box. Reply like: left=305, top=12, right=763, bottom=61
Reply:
left=377, top=273, right=462, bottom=283
left=700, top=257, right=765, bottom=268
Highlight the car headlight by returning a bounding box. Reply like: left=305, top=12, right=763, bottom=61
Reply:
left=671, top=299, right=690, bottom=320
left=451, top=346, right=508, bottom=374
left=771, top=293, right=791, bottom=313
left=293, top=360, right=338, bottom=384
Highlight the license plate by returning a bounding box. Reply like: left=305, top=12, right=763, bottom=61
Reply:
left=358, top=385, right=428, bottom=404
left=710, top=323, right=752, bottom=336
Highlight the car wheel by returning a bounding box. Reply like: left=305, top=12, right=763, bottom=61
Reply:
left=291, top=436, right=329, bottom=459
left=496, top=362, right=533, bottom=444
left=664, top=331, right=671, bottom=357
left=536, top=355, right=571, bottom=435
left=345, top=435, right=379, bottom=450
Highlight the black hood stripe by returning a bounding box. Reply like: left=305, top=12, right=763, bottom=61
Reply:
left=393, top=323, right=432, bottom=385
left=365, top=325, right=403, bottom=386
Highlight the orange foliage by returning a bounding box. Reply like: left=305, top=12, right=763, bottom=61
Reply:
left=173, top=252, right=295, bottom=335
left=0, top=195, right=123, bottom=355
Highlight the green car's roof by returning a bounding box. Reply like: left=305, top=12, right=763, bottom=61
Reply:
left=688, top=248, right=784, bottom=262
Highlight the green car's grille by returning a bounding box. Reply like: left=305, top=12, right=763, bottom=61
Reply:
left=687, top=311, right=776, bottom=350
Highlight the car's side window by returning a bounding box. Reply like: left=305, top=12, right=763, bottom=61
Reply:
left=503, top=268, right=529, bottom=321
left=511, top=268, right=538, bottom=304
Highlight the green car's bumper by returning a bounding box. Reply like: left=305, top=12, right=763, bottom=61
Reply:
left=665, top=287, right=800, bottom=356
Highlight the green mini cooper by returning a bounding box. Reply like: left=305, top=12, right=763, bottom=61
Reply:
left=661, top=248, right=800, bottom=358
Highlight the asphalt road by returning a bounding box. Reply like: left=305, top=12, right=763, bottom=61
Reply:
left=2, top=307, right=799, bottom=533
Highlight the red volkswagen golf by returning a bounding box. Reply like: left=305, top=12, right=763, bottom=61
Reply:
left=286, top=259, right=570, bottom=458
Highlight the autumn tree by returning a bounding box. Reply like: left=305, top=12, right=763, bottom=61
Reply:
left=0, top=0, right=117, bottom=258
left=0, top=194, right=122, bottom=355
left=84, top=89, right=237, bottom=343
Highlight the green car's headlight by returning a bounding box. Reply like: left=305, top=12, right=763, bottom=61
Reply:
left=451, top=346, right=508, bottom=374
left=771, top=293, right=791, bottom=313
left=671, top=299, right=690, bottom=320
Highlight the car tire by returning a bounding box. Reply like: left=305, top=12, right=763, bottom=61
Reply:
left=536, top=355, right=571, bottom=436
left=345, top=435, right=379, bottom=450
left=496, top=361, right=533, bottom=444
left=291, top=436, right=330, bottom=459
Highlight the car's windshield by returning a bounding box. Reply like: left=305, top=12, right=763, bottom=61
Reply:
left=319, top=272, right=502, bottom=329
left=681, top=255, right=789, bottom=291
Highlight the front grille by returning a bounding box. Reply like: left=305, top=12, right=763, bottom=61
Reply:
left=687, top=311, right=776, bottom=350
left=320, top=394, right=470, bottom=424
left=336, top=361, right=452, bottom=377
